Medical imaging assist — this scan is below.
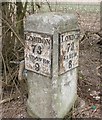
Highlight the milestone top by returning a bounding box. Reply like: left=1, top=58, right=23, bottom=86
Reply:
left=25, top=12, right=79, bottom=34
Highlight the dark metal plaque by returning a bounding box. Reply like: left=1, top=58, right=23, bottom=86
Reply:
left=59, top=30, right=80, bottom=75
left=25, top=32, right=52, bottom=77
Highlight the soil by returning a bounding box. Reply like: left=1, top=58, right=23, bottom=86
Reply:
left=1, top=11, right=102, bottom=118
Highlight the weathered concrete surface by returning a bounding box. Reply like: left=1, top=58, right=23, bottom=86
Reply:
left=25, top=12, right=78, bottom=34
left=25, top=12, right=79, bottom=118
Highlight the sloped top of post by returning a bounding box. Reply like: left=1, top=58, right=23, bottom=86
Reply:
left=25, top=12, right=78, bottom=34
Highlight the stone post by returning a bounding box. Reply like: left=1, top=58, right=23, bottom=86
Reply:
left=24, top=12, right=80, bottom=118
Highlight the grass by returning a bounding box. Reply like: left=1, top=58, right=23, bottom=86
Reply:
left=40, top=2, right=100, bottom=13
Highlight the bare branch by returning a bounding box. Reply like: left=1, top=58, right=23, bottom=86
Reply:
left=0, top=17, right=25, bottom=47
left=46, top=0, right=52, bottom=12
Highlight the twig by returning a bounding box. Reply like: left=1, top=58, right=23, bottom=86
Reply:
left=0, top=80, right=13, bottom=88
left=0, top=52, right=7, bottom=84
left=18, top=60, right=25, bottom=81
left=90, top=107, right=98, bottom=117
left=73, top=106, right=92, bottom=117
left=0, top=94, right=20, bottom=105
left=0, top=18, right=24, bottom=39
left=96, top=64, right=102, bottom=78
left=0, top=98, right=14, bottom=104
left=10, top=61, right=21, bottom=64
left=0, top=17, right=25, bottom=47
left=46, top=0, right=52, bottom=12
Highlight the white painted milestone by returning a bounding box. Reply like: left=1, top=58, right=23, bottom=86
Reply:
left=24, top=12, right=80, bottom=118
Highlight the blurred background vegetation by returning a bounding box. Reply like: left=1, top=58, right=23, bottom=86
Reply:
left=0, top=1, right=100, bottom=91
